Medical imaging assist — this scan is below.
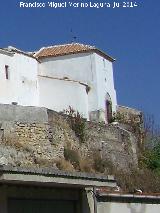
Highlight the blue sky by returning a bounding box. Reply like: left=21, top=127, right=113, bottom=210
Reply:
left=1, top=0, right=160, bottom=124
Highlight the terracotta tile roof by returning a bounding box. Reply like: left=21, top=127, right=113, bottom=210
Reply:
left=34, top=43, right=115, bottom=62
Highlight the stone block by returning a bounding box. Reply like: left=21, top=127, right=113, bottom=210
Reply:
left=0, top=104, right=48, bottom=123
left=89, top=110, right=106, bottom=123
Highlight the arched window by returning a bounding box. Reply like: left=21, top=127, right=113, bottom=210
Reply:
left=105, top=93, right=112, bottom=123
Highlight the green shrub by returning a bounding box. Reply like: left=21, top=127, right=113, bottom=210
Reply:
left=64, top=106, right=86, bottom=143
left=140, top=144, right=160, bottom=174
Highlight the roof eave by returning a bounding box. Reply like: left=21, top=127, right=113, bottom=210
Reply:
left=36, top=49, right=116, bottom=62
left=94, top=49, right=116, bottom=62
left=0, top=48, right=15, bottom=56
left=0, top=166, right=116, bottom=188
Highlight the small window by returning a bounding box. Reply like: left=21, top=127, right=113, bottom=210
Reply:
left=5, top=65, right=9, bottom=79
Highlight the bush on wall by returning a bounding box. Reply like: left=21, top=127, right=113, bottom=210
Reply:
left=64, top=106, right=86, bottom=143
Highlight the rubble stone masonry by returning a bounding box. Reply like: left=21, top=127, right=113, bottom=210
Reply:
left=0, top=104, right=138, bottom=171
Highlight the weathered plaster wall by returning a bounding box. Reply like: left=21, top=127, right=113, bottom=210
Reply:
left=0, top=104, right=137, bottom=170
left=0, top=104, right=48, bottom=123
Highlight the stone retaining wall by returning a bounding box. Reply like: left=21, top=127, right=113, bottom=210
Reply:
left=0, top=104, right=138, bottom=171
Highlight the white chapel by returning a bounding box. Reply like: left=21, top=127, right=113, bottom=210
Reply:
left=0, top=43, right=117, bottom=123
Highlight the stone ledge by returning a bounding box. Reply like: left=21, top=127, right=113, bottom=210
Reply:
left=0, top=104, right=48, bottom=123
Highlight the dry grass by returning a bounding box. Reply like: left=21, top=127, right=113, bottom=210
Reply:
left=34, top=157, right=56, bottom=168
left=3, top=136, right=34, bottom=152
left=114, top=168, right=160, bottom=193
left=4, top=131, right=160, bottom=193
left=79, top=157, right=94, bottom=173
left=56, top=158, right=75, bottom=172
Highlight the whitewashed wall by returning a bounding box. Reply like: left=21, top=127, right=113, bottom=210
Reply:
left=94, top=53, right=117, bottom=113
left=97, top=202, right=160, bottom=213
left=39, top=76, right=89, bottom=118
left=38, top=52, right=117, bottom=120
left=0, top=49, right=117, bottom=121
left=39, top=53, right=94, bottom=82
left=0, top=51, right=38, bottom=106
left=38, top=53, right=98, bottom=113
